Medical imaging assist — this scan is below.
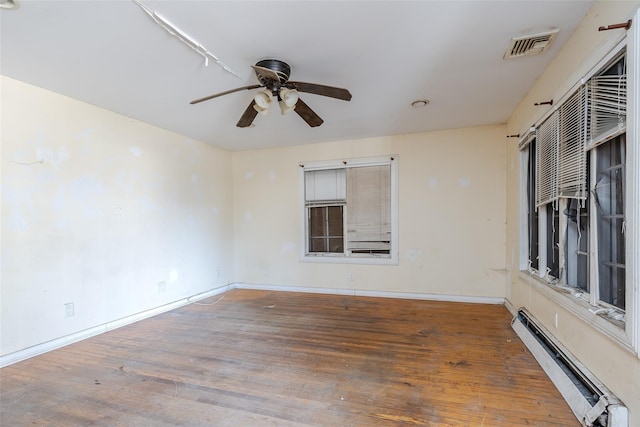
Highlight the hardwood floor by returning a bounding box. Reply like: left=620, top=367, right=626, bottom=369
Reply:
left=1, top=289, right=579, bottom=426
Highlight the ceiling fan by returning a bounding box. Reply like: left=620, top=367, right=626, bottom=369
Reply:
left=190, top=59, right=352, bottom=128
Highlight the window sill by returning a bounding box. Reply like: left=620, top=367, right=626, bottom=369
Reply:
left=518, top=271, right=634, bottom=353
left=301, top=254, right=398, bottom=265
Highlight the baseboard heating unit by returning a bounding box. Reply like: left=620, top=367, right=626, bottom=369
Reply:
left=511, top=309, right=628, bottom=427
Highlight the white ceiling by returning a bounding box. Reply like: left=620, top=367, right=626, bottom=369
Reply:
left=1, top=0, right=594, bottom=151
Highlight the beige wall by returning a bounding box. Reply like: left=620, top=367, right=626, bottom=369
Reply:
left=1, top=76, right=235, bottom=357
left=505, top=1, right=640, bottom=423
left=232, top=126, right=507, bottom=298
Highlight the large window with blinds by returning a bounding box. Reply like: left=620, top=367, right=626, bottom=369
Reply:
left=521, top=50, right=628, bottom=319
left=301, top=156, right=397, bottom=263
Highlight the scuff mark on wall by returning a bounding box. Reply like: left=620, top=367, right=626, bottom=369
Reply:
left=244, top=172, right=254, bottom=180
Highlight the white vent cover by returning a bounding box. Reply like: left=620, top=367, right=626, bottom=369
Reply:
left=504, top=30, right=559, bottom=59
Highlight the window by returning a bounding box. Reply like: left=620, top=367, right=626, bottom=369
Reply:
left=301, top=156, right=398, bottom=264
left=521, top=51, right=629, bottom=324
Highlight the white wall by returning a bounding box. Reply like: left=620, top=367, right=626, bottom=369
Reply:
left=232, top=126, right=507, bottom=298
left=505, top=1, right=640, bottom=424
left=1, top=76, right=234, bottom=357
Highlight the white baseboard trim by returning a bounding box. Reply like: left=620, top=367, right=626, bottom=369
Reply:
left=504, top=298, right=518, bottom=316
left=232, top=282, right=505, bottom=305
left=0, top=284, right=233, bottom=368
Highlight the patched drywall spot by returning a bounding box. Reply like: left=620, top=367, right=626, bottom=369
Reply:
left=10, top=150, right=35, bottom=164
left=281, top=241, right=296, bottom=253
left=191, top=173, right=198, bottom=184
left=244, top=212, right=253, bottom=222
left=244, top=172, right=254, bottom=180
left=169, top=269, right=179, bottom=283
left=268, top=171, right=276, bottom=181
left=37, top=170, right=56, bottom=184
left=3, top=181, right=36, bottom=230
left=428, top=178, right=438, bottom=188
left=405, top=249, right=422, bottom=261
left=113, top=206, right=124, bottom=225
left=113, top=170, right=134, bottom=193
left=211, top=207, right=220, bottom=216
left=54, top=186, right=68, bottom=213
left=458, top=177, right=471, bottom=188
left=69, top=176, right=105, bottom=202
left=129, top=146, right=143, bottom=158
left=136, top=197, right=155, bottom=214
left=36, top=145, right=69, bottom=167
left=76, top=128, right=93, bottom=140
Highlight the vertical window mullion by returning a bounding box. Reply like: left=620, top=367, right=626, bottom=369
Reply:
left=589, top=148, right=600, bottom=306
left=538, top=204, right=548, bottom=279
left=558, top=198, right=568, bottom=284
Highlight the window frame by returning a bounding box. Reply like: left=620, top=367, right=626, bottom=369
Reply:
left=299, top=155, right=399, bottom=265
left=518, top=18, right=639, bottom=355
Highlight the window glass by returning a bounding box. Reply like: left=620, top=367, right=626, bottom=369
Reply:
left=527, top=142, right=540, bottom=271
left=595, top=135, right=626, bottom=309
left=308, top=206, right=344, bottom=253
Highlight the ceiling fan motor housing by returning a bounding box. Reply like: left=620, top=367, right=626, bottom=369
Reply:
left=255, top=59, right=291, bottom=85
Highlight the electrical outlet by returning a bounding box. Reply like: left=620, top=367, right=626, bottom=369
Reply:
left=64, top=302, right=74, bottom=318
left=157, top=281, right=167, bottom=294
left=348, top=273, right=355, bottom=282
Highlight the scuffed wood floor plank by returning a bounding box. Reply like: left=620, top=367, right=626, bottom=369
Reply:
left=0, top=289, right=579, bottom=426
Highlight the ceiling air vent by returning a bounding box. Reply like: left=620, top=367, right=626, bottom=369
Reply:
left=504, top=30, right=559, bottom=59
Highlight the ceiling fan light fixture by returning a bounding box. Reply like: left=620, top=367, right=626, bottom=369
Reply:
left=253, top=90, right=273, bottom=115
left=0, top=0, right=19, bottom=9
left=279, top=88, right=299, bottom=115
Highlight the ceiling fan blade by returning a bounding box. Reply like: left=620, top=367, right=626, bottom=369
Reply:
left=251, top=65, right=283, bottom=83
left=289, top=81, right=352, bottom=101
left=190, top=84, right=262, bottom=105
left=294, top=98, right=324, bottom=127
left=236, top=100, right=259, bottom=128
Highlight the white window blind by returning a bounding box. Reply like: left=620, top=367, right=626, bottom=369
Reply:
left=536, top=111, right=559, bottom=207
left=588, top=73, right=627, bottom=150
left=346, top=165, right=391, bottom=253
left=305, top=169, right=346, bottom=205
left=558, top=85, right=588, bottom=199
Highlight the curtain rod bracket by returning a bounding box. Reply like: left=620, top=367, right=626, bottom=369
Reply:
left=534, top=100, right=553, bottom=106
left=507, top=134, right=520, bottom=138
left=598, top=19, right=632, bottom=31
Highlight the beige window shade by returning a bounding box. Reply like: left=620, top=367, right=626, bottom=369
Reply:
left=346, top=165, right=391, bottom=253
